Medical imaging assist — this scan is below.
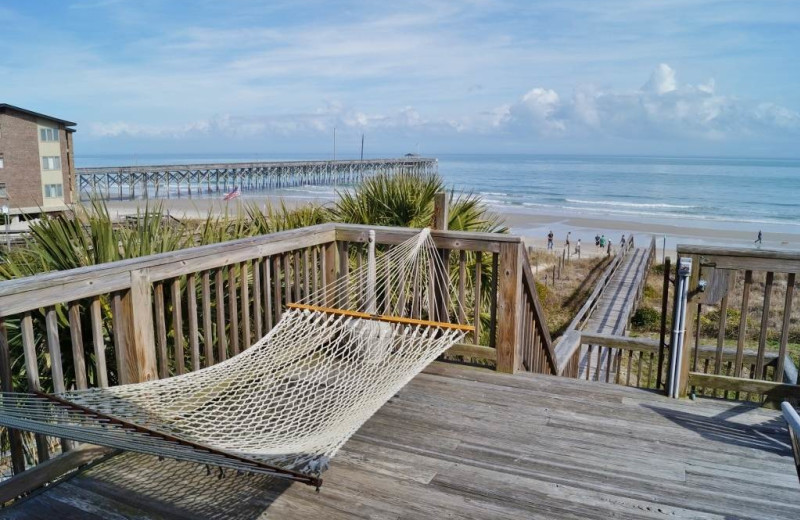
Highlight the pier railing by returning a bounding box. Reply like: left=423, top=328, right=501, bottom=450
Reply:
left=673, top=245, right=800, bottom=405
left=75, top=158, right=438, bottom=200
left=0, top=223, right=552, bottom=489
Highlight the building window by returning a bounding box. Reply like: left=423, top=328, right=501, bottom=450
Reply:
left=44, top=184, right=63, bottom=198
left=40, top=128, right=59, bottom=142
left=42, top=156, right=61, bottom=170
left=0, top=183, right=6, bottom=198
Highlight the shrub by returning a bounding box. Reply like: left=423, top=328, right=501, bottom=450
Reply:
left=700, top=307, right=743, bottom=339
left=631, top=306, right=660, bottom=330
left=643, top=284, right=658, bottom=300
left=651, top=263, right=666, bottom=276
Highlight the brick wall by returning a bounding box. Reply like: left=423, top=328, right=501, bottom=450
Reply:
left=0, top=110, right=44, bottom=208
left=60, top=127, right=73, bottom=204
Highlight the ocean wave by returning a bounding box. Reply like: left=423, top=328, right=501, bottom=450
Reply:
left=565, top=199, right=695, bottom=209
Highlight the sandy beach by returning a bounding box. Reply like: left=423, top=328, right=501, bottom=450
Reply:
left=94, top=192, right=800, bottom=264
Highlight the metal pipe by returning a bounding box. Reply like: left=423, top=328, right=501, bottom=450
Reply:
left=782, top=401, right=800, bottom=436
left=668, top=257, right=692, bottom=398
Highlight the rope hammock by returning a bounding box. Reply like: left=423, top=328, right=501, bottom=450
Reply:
left=0, top=228, right=471, bottom=489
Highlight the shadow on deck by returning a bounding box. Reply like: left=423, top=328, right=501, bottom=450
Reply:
left=2, top=363, right=799, bottom=519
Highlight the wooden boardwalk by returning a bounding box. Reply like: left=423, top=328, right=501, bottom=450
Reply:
left=579, top=246, right=652, bottom=380
left=3, top=363, right=798, bottom=519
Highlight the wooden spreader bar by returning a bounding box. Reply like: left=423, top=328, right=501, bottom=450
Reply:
left=286, top=303, right=475, bottom=333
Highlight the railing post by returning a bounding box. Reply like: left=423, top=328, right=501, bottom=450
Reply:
left=433, top=192, right=448, bottom=231
left=496, top=242, right=523, bottom=373
left=323, top=241, right=337, bottom=307
left=118, top=269, right=158, bottom=384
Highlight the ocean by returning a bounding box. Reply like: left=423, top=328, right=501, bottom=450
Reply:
left=76, top=153, right=800, bottom=247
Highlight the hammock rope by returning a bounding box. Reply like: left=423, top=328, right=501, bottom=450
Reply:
left=0, top=228, right=470, bottom=488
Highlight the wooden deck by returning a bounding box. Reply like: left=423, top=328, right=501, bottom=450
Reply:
left=2, top=363, right=798, bottom=519
left=579, top=246, right=651, bottom=379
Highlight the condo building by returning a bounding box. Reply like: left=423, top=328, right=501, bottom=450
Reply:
left=0, top=104, right=76, bottom=210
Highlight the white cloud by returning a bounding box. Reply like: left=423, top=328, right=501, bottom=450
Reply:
left=642, top=63, right=677, bottom=95
left=84, top=64, right=800, bottom=154
left=499, top=64, right=800, bottom=142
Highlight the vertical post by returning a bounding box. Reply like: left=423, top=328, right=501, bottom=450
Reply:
left=0, top=321, right=25, bottom=474
left=656, top=256, right=671, bottom=390
left=432, top=192, right=449, bottom=321
left=366, top=231, right=377, bottom=314
left=496, top=242, right=523, bottom=373
left=433, top=192, right=448, bottom=231
left=118, top=269, right=158, bottom=384
left=323, top=241, right=337, bottom=307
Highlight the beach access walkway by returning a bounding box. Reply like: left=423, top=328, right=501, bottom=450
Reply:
left=578, top=241, right=654, bottom=380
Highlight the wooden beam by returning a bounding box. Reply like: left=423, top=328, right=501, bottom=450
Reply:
left=687, top=372, right=800, bottom=406
left=0, top=445, right=116, bottom=505
left=433, top=192, right=448, bottom=231
left=495, top=242, right=522, bottom=373
left=118, top=269, right=158, bottom=384
left=579, top=332, right=661, bottom=354
left=446, top=342, right=497, bottom=361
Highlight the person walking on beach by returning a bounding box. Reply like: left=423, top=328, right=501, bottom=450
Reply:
left=547, top=230, right=554, bottom=250
left=575, top=238, right=581, bottom=258
left=755, top=230, right=762, bottom=247
left=600, top=235, right=606, bottom=248
left=595, top=233, right=600, bottom=248
left=620, top=234, right=626, bottom=249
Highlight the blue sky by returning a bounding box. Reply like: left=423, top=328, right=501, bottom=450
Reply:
left=2, top=0, right=799, bottom=157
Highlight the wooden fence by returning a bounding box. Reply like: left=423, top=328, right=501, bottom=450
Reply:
left=0, top=223, right=552, bottom=489
left=674, top=245, right=800, bottom=405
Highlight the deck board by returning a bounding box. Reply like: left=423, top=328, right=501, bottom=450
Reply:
left=2, top=362, right=798, bottom=519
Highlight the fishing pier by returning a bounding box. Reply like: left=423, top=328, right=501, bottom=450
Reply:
left=75, top=157, right=437, bottom=200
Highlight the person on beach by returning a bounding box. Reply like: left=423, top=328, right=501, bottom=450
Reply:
left=620, top=234, right=626, bottom=249
left=565, top=232, right=571, bottom=249
left=755, top=230, right=762, bottom=246
left=595, top=234, right=600, bottom=248
left=575, top=238, right=581, bottom=258
left=600, top=235, right=606, bottom=248
left=547, top=230, right=554, bottom=250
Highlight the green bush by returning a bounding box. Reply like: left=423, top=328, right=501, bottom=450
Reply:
left=651, top=263, right=666, bottom=275
left=631, top=306, right=660, bottom=330
left=700, top=307, right=743, bottom=339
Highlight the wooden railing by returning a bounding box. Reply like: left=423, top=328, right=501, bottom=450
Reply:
left=0, top=223, right=552, bottom=488
left=674, top=245, right=800, bottom=405
left=553, top=234, right=644, bottom=377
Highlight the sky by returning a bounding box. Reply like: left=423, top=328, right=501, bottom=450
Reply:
left=1, top=0, right=799, bottom=158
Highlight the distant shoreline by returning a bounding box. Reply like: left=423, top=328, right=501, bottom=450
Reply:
left=101, top=193, right=800, bottom=260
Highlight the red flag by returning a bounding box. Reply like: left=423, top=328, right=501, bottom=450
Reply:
left=223, top=186, right=241, bottom=201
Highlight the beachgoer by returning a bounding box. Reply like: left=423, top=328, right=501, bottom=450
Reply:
left=575, top=238, right=581, bottom=257
left=755, top=230, right=762, bottom=246
left=547, top=230, right=554, bottom=250
left=620, top=234, right=626, bottom=248
left=600, top=235, right=606, bottom=248
left=595, top=234, right=600, bottom=248
left=565, top=232, right=571, bottom=248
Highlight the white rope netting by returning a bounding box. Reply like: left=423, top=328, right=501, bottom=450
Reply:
left=0, top=228, right=468, bottom=486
